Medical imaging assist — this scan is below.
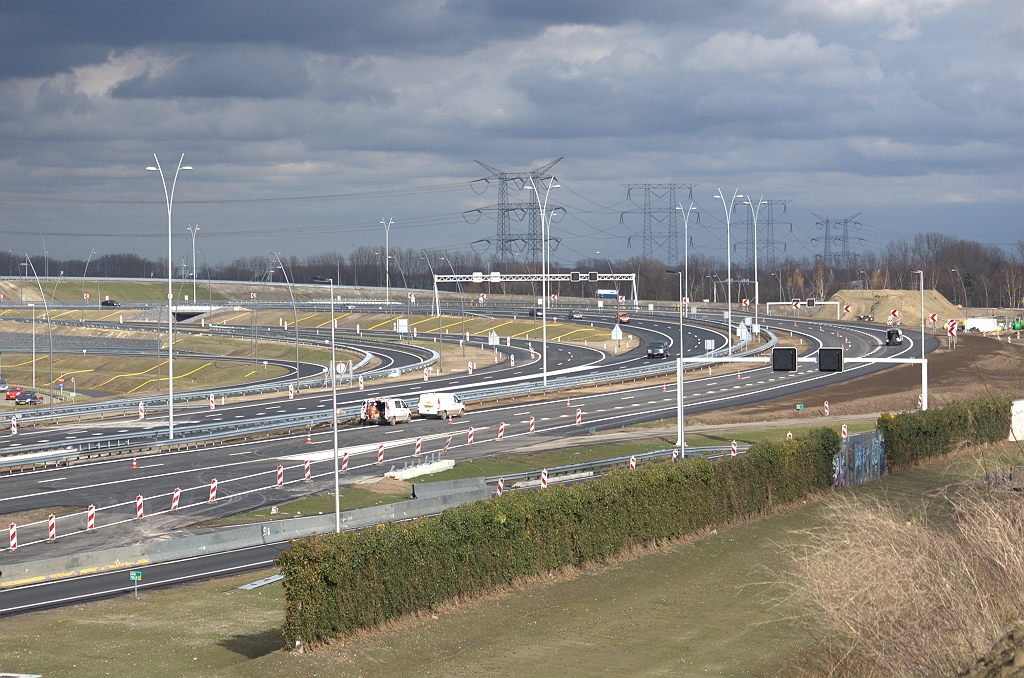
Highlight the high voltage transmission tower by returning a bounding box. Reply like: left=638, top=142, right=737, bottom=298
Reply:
left=463, top=159, right=562, bottom=265
left=621, top=183, right=696, bottom=265
left=813, top=213, right=863, bottom=271
left=743, top=199, right=791, bottom=274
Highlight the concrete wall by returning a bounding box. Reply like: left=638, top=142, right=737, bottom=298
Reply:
left=1, top=481, right=492, bottom=588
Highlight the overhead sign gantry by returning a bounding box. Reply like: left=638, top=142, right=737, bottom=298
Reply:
left=431, top=271, right=638, bottom=313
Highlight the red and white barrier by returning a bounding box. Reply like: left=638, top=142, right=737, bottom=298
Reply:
left=498, top=422, right=505, bottom=440
left=209, top=479, right=218, bottom=503
left=730, top=441, right=738, bottom=457
left=787, top=431, right=793, bottom=440
left=443, top=435, right=452, bottom=453
left=510, top=354, right=515, bottom=367
left=529, top=343, right=535, bottom=359
left=48, top=514, right=55, bottom=541
left=209, top=393, right=216, bottom=410
left=423, top=367, right=429, bottom=382
left=575, top=408, right=582, bottom=426
left=171, top=488, right=180, bottom=511
left=566, top=397, right=571, bottom=408
left=467, top=427, right=474, bottom=445
left=540, top=469, right=548, bottom=489
left=304, top=459, right=311, bottom=481
left=9, top=523, right=16, bottom=550
left=672, top=449, right=679, bottom=462
left=277, top=465, right=284, bottom=487
left=842, top=424, right=848, bottom=439
left=629, top=456, right=636, bottom=470
left=823, top=400, right=830, bottom=416
left=136, top=494, right=145, bottom=519
left=139, top=402, right=145, bottom=420
left=342, top=451, right=349, bottom=472
left=918, top=393, right=923, bottom=408
left=87, top=505, right=95, bottom=530
left=415, top=437, right=422, bottom=455
left=468, top=362, right=473, bottom=375
left=529, top=416, right=535, bottom=433
left=288, top=384, right=295, bottom=400
left=10, top=415, right=16, bottom=435
left=358, top=376, right=364, bottom=390
left=496, top=477, right=504, bottom=497
left=377, top=444, right=384, bottom=464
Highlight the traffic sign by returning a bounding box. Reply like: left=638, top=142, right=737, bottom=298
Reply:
left=130, top=570, right=142, bottom=581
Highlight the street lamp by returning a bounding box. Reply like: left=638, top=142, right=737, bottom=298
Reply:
left=912, top=269, right=928, bottom=410
left=28, top=303, right=36, bottom=387
left=81, top=248, right=95, bottom=324
left=741, top=196, right=766, bottom=327
left=441, top=256, right=466, bottom=356
left=675, top=202, right=698, bottom=314
left=270, top=251, right=301, bottom=392
left=422, top=253, right=443, bottom=373
left=713, top=189, right=742, bottom=355
left=667, top=269, right=685, bottom=451
left=328, top=278, right=341, bottom=533
left=147, top=153, right=193, bottom=440
left=952, top=268, right=968, bottom=308
left=771, top=271, right=782, bottom=302
left=187, top=224, right=200, bottom=302
left=381, top=218, right=393, bottom=315
left=525, top=175, right=560, bottom=387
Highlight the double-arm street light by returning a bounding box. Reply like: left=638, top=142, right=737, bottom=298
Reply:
left=713, top=189, right=743, bottom=355
left=912, top=269, right=928, bottom=410
left=525, top=175, right=560, bottom=387
left=742, top=196, right=766, bottom=326
left=381, top=218, right=394, bottom=315
left=327, top=278, right=341, bottom=533
left=422, top=253, right=443, bottom=373
left=147, top=153, right=192, bottom=440
left=666, top=269, right=685, bottom=451
left=441, top=256, right=466, bottom=357
left=270, top=251, right=301, bottom=391
left=675, top=202, right=699, bottom=314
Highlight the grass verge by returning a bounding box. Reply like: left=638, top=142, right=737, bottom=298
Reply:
left=209, top=487, right=411, bottom=526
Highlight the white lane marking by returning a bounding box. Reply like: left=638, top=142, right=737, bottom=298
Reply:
left=621, top=396, right=634, bottom=400
left=38, top=477, right=66, bottom=483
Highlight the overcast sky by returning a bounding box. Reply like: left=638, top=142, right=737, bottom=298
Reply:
left=1, top=0, right=1021, bottom=270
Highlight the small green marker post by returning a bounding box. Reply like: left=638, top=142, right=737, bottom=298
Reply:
left=130, top=570, right=142, bottom=599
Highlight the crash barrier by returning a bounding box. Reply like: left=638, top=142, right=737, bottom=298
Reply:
left=0, top=479, right=492, bottom=589
left=0, top=325, right=772, bottom=462
left=876, top=396, right=1012, bottom=472
left=278, top=427, right=841, bottom=646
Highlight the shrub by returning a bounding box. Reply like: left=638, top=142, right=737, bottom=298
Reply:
left=279, top=428, right=840, bottom=647
left=878, top=397, right=1011, bottom=472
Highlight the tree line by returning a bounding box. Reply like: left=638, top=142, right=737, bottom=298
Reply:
left=2, top=233, right=1022, bottom=308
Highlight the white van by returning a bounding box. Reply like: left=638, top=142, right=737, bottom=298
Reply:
left=360, top=398, right=413, bottom=426
left=417, top=392, right=465, bottom=419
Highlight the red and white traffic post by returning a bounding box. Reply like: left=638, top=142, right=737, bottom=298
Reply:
left=377, top=444, right=384, bottom=464
left=529, top=416, right=535, bottom=433
left=9, top=523, right=16, bottom=550
left=467, top=427, right=474, bottom=445
left=288, top=384, right=294, bottom=400
left=209, top=393, right=215, bottom=410
left=824, top=400, right=830, bottom=416
left=496, top=478, right=504, bottom=497
left=342, top=451, right=348, bottom=472
left=575, top=408, right=582, bottom=426
left=540, top=469, right=548, bottom=489
left=48, top=514, right=56, bottom=541
left=138, top=402, right=145, bottom=420
left=730, top=441, right=738, bottom=457
left=136, top=494, right=145, bottom=519
left=629, top=456, right=636, bottom=470
left=87, top=505, right=96, bottom=530
left=842, top=424, right=848, bottom=439
left=171, top=488, right=180, bottom=510
left=414, top=437, right=422, bottom=455
left=497, top=422, right=505, bottom=440
left=442, top=435, right=452, bottom=454
left=304, top=459, right=311, bottom=481
left=276, top=465, right=284, bottom=488
left=209, top=480, right=217, bottom=503
left=358, top=375, right=364, bottom=390
left=9, top=415, right=15, bottom=435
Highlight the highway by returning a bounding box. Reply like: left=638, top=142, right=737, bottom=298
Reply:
left=0, top=308, right=935, bottom=614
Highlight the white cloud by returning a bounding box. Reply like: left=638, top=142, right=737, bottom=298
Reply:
left=787, top=0, right=976, bottom=39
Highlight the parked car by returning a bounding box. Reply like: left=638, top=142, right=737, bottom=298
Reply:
left=6, top=385, right=25, bottom=400
left=359, top=397, right=413, bottom=426
left=100, top=299, right=121, bottom=307
left=647, top=341, right=669, bottom=359
left=417, top=392, right=465, bottom=419
left=616, top=311, right=630, bottom=324
left=14, top=391, right=42, bottom=405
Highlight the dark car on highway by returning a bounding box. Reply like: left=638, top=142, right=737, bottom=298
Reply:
left=100, top=299, right=121, bottom=307
left=14, top=391, right=43, bottom=405
left=567, top=310, right=583, bottom=320
left=647, top=341, right=669, bottom=358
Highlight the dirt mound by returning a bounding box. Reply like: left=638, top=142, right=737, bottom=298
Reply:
left=821, top=289, right=960, bottom=326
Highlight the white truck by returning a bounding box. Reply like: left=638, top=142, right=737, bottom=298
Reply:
left=417, top=392, right=466, bottom=419
left=360, top=397, right=413, bottom=426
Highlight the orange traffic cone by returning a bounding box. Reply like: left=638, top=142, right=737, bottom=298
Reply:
left=132, top=455, right=138, bottom=469
left=448, top=414, right=453, bottom=425
left=737, top=372, right=741, bottom=380
left=662, top=384, right=667, bottom=392
left=305, top=430, right=312, bottom=444
left=566, top=397, right=571, bottom=407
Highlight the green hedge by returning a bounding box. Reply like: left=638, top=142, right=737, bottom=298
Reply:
left=877, top=396, right=1012, bottom=472
left=278, top=427, right=839, bottom=647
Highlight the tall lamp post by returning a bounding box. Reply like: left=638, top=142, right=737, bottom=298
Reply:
left=329, top=278, right=341, bottom=532
left=381, top=218, right=393, bottom=315
left=525, top=175, right=559, bottom=387
left=441, top=256, right=466, bottom=356
left=187, top=225, right=200, bottom=302
left=713, top=189, right=743, bottom=355
left=81, top=248, right=95, bottom=324
left=742, top=196, right=766, bottom=326
left=675, top=202, right=698, bottom=315
left=667, top=269, right=685, bottom=451
left=912, top=269, right=927, bottom=410
left=422, top=254, right=442, bottom=373
left=147, top=153, right=192, bottom=440
left=952, top=268, right=968, bottom=309
left=270, top=251, right=301, bottom=391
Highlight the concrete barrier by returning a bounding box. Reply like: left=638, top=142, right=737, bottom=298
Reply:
left=0, top=481, right=492, bottom=589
